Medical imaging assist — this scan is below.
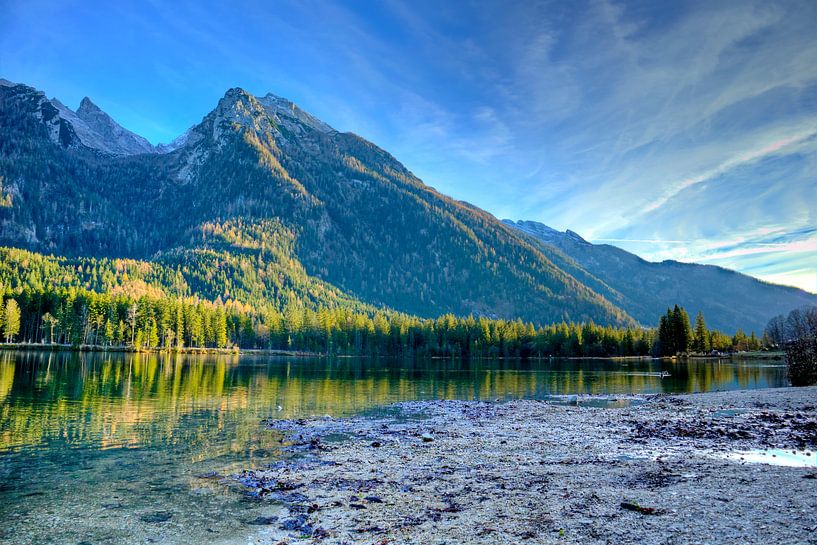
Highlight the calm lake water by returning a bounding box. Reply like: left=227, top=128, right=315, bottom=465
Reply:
left=0, top=350, right=788, bottom=544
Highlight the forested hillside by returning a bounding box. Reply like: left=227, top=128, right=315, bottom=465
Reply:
left=0, top=246, right=766, bottom=358
left=0, top=79, right=810, bottom=334
left=0, top=81, right=627, bottom=327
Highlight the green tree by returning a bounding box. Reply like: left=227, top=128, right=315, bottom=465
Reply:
left=188, top=308, right=204, bottom=348
left=148, top=318, right=159, bottom=349
left=732, top=329, right=748, bottom=352
left=175, top=303, right=185, bottom=349
left=41, top=312, right=58, bottom=343
left=215, top=307, right=228, bottom=348
left=656, top=311, right=673, bottom=356
left=671, top=305, right=692, bottom=354
left=692, top=311, right=710, bottom=353
left=127, top=303, right=138, bottom=346
left=3, top=298, right=21, bottom=342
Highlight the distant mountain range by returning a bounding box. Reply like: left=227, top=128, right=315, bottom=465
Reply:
left=0, top=78, right=811, bottom=332
left=503, top=220, right=813, bottom=333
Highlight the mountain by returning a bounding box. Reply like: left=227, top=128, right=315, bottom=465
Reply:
left=0, top=78, right=160, bottom=156
left=52, top=96, right=158, bottom=156
left=503, top=220, right=815, bottom=332
left=0, top=81, right=629, bottom=326
left=1, top=79, right=809, bottom=332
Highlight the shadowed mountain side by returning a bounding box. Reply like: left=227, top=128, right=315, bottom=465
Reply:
left=0, top=82, right=628, bottom=326
left=504, top=219, right=814, bottom=332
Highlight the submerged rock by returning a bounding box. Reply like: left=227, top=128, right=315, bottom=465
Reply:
left=279, top=513, right=312, bottom=534
left=246, top=516, right=278, bottom=525
left=139, top=511, right=172, bottom=523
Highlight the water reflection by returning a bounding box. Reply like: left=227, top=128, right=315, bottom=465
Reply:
left=0, top=350, right=788, bottom=453
left=0, top=350, right=789, bottom=544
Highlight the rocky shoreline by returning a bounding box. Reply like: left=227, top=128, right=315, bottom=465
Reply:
left=235, top=387, right=817, bottom=544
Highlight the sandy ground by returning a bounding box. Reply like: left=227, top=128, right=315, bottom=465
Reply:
left=234, top=387, right=817, bottom=545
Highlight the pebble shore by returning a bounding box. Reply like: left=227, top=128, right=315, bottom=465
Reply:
left=235, top=387, right=817, bottom=544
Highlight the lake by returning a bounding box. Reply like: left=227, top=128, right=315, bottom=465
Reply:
left=0, top=350, right=788, bottom=544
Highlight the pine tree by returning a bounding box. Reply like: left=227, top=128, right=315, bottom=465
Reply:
left=657, top=311, right=672, bottom=356
left=188, top=309, right=204, bottom=348
left=670, top=305, right=692, bottom=354
left=215, top=307, right=228, bottom=348
left=104, top=318, right=114, bottom=346
left=175, top=303, right=185, bottom=349
left=150, top=319, right=160, bottom=348
left=127, top=303, right=138, bottom=346
left=732, top=329, right=748, bottom=352
left=693, top=311, right=710, bottom=353
left=748, top=331, right=760, bottom=351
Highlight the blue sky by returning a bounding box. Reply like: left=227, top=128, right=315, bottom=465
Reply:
left=2, top=0, right=815, bottom=292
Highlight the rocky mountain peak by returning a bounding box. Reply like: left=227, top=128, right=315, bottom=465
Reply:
left=259, top=92, right=334, bottom=134
left=503, top=219, right=561, bottom=241
left=66, top=96, right=155, bottom=156
left=0, top=82, right=80, bottom=149
left=2, top=78, right=812, bottom=332
left=195, top=87, right=272, bottom=147
left=77, top=96, right=102, bottom=114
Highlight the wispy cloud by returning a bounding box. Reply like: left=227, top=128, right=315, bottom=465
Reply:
left=2, top=0, right=814, bottom=290
left=695, top=239, right=816, bottom=262
left=639, top=129, right=817, bottom=215
left=597, top=226, right=817, bottom=293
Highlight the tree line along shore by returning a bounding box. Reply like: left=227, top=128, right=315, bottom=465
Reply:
left=0, top=285, right=783, bottom=359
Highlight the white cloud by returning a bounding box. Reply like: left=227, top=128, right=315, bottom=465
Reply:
left=639, top=129, right=817, bottom=216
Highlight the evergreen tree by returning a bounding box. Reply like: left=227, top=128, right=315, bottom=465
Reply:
left=693, top=311, right=710, bottom=353
left=175, top=303, right=185, bottom=349
left=732, top=329, right=748, bottom=352
left=656, top=311, right=672, bottom=356
left=148, top=318, right=159, bottom=348
left=671, top=305, right=692, bottom=354
left=215, top=308, right=228, bottom=348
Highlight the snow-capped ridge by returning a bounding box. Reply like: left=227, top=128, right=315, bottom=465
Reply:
left=202, top=87, right=274, bottom=145
left=565, top=229, right=589, bottom=244
left=0, top=82, right=80, bottom=149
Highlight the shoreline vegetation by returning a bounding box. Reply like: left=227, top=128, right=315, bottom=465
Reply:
left=0, top=341, right=318, bottom=357
left=0, top=283, right=774, bottom=360
left=0, top=341, right=784, bottom=361
left=232, top=387, right=817, bottom=544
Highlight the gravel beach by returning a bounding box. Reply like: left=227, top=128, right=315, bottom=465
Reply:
left=235, top=387, right=817, bottom=545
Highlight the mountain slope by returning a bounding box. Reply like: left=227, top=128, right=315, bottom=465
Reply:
left=53, top=96, right=157, bottom=156
left=1, top=78, right=158, bottom=156
left=0, top=81, right=630, bottom=326
left=504, top=220, right=815, bottom=332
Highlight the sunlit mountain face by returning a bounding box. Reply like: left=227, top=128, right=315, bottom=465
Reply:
left=0, top=5, right=814, bottom=545
left=2, top=1, right=813, bottom=294
left=0, top=79, right=813, bottom=333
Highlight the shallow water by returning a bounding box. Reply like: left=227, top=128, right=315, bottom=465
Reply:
left=720, top=449, right=816, bottom=467
left=0, top=350, right=789, bottom=544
